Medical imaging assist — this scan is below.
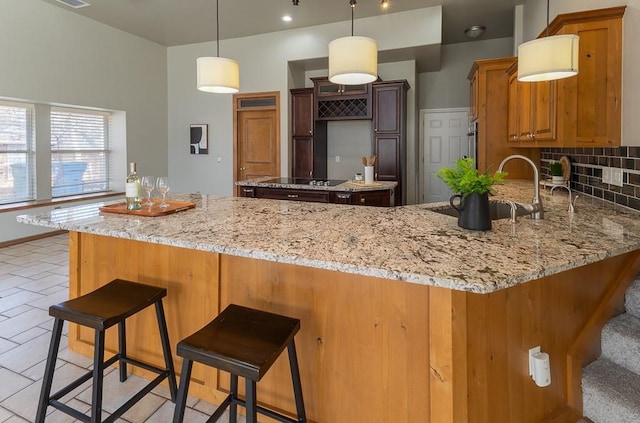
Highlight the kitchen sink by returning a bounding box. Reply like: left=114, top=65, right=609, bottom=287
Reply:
left=427, top=201, right=530, bottom=221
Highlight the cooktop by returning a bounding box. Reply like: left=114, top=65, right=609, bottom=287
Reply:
left=265, top=177, right=347, bottom=187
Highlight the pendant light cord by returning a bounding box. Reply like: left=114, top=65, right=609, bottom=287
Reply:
left=546, top=0, right=550, bottom=37
left=351, top=4, right=354, bottom=36
left=216, top=0, right=220, bottom=57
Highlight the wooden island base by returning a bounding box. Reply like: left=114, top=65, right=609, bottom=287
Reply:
left=67, top=232, right=640, bottom=422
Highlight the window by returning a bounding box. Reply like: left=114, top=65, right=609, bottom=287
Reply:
left=51, top=107, right=109, bottom=197
left=0, top=102, right=34, bottom=205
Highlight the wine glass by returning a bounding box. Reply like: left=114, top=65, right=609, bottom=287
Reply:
left=141, top=176, right=156, bottom=206
left=156, top=177, right=170, bottom=208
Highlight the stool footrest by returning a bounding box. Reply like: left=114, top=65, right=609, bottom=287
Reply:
left=46, top=353, right=172, bottom=423
left=212, top=393, right=299, bottom=423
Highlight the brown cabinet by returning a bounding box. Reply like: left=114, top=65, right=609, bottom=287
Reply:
left=241, top=186, right=392, bottom=207
left=372, top=80, right=409, bottom=205
left=554, top=9, right=623, bottom=146
left=468, top=58, right=538, bottom=179
left=311, top=77, right=372, bottom=120
left=290, top=88, right=327, bottom=179
left=506, top=69, right=557, bottom=145
left=505, top=6, right=624, bottom=148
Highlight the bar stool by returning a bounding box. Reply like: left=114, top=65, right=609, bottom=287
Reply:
left=172, top=304, right=306, bottom=423
left=35, top=279, right=178, bottom=423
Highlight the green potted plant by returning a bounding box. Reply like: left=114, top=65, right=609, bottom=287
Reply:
left=436, top=158, right=507, bottom=231
left=548, top=161, right=565, bottom=186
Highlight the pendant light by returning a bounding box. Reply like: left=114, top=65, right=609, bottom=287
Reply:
left=328, top=0, right=377, bottom=85
left=196, top=0, right=239, bottom=93
left=517, top=0, right=578, bottom=82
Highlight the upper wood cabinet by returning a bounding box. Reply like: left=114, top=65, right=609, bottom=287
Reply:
left=507, top=6, right=624, bottom=148
left=311, top=77, right=373, bottom=121
left=291, top=88, right=314, bottom=137
left=467, top=58, right=538, bottom=179
left=506, top=66, right=557, bottom=145
left=314, top=79, right=369, bottom=98
left=555, top=9, right=623, bottom=146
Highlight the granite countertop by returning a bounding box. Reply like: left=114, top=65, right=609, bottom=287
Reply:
left=236, top=176, right=397, bottom=192
left=16, top=180, right=640, bottom=294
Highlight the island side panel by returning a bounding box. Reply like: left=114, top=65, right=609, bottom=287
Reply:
left=68, top=232, right=224, bottom=403
left=219, top=254, right=430, bottom=423
left=463, top=251, right=640, bottom=422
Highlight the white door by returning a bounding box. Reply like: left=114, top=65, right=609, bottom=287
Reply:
left=421, top=109, right=471, bottom=203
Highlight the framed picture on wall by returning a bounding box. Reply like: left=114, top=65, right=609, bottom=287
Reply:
left=190, top=124, right=208, bottom=154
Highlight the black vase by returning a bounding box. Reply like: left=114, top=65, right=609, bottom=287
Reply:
left=449, top=192, right=492, bottom=231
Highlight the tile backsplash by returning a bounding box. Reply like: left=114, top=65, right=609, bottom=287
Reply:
left=541, top=147, right=640, bottom=211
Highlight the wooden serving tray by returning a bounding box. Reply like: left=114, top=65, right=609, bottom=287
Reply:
left=99, top=200, right=196, bottom=217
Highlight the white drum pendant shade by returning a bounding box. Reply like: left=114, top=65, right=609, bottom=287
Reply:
left=328, top=36, right=378, bottom=85
left=197, top=56, right=240, bottom=93
left=518, top=34, right=579, bottom=82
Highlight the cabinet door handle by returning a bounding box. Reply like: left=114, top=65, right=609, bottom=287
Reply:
left=309, top=130, right=312, bottom=134
left=360, top=198, right=366, bottom=204
left=309, top=171, right=313, bottom=177
left=287, top=194, right=299, bottom=198
left=337, top=194, right=350, bottom=199
left=240, top=167, right=246, bottom=171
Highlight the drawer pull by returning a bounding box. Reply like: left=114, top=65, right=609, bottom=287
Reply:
left=243, top=189, right=253, bottom=194
left=287, top=194, right=299, bottom=198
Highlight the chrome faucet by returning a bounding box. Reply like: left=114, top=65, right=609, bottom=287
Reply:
left=498, top=154, right=544, bottom=219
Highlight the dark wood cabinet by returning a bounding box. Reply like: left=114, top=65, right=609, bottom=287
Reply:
left=311, top=77, right=372, bottom=120
left=290, top=88, right=327, bottom=179
left=241, top=186, right=391, bottom=207
left=372, top=80, right=408, bottom=205
left=291, top=88, right=314, bottom=136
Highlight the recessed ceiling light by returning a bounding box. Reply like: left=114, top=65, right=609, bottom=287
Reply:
left=282, top=15, right=293, bottom=22
left=464, top=25, right=486, bottom=39
left=55, top=0, right=90, bottom=8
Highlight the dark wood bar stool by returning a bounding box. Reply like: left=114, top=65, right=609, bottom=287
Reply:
left=35, top=279, right=178, bottom=423
left=172, top=304, right=306, bottom=423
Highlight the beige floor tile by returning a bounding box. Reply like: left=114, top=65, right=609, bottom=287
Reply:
left=0, top=332, right=52, bottom=373
left=0, top=338, right=18, bottom=355
left=20, top=353, right=66, bottom=381
left=20, top=273, right=68, bottom=293
left=0, top=406, right=14, bottom=421
left=0, top=368, right=33, bottom=402
left=10, top=325, right=48, bottom=344
left=0, top=307, right=50, bottom=339
left=9, top=262, right=61, bottom=279
left=0, top=276, right=33, bottom=295
left=147, top=400, right=210, bottom=423
left=27, top=289, right=68, bottom=310
left=0, top=380, right=41, bottom=421
left=0, top=291, right=43, bottom=314
left=2, top=305, right=32, bottom=319
left=4, top=253, right=49, bottom=267
left=4, top=415, right=30, bottom=422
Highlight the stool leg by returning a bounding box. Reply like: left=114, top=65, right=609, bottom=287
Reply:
left=91, top=329, right=106, bottom=423
left=118, top=320, right=127, bottom=382
left=245, top=379, right=257, bottom=423
left=229, top=374, right=238, bottom=423
left=35, top=318, right=64, bottom=423
left=172, top=358, right=193, bottom=423
left=155, top=300, right=178, bottom=401
left=287, top=340, right=307, bottom=422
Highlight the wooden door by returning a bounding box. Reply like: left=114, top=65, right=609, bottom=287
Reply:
left=506, top=72, right=519, bottom=144
left=532, top=80, right=557, bottom=143
left=291, top=89, right=313, bottom=137
left=233, top=92, right=280, bottom=195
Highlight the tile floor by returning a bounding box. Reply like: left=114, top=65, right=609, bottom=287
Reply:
left=0, top=233, right=243, bottom=423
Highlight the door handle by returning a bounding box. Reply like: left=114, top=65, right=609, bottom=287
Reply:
left=240, top=167, right=246, bottom=171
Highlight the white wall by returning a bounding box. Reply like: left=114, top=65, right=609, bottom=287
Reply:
left=0, top=0, right=168, bottom=242
left=418, top=37, right=514, bottom=110
left=166, top=7, right=441, bottom=200
left=522, top=0, right=640, bottom=146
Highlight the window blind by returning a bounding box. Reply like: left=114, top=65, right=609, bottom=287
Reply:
left=51, top=108, right=109, bottom=197
left=0, top=102, right=34, bottom=205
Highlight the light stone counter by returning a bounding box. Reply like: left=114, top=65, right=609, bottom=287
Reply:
left=16, top=181, right=640, bottom=294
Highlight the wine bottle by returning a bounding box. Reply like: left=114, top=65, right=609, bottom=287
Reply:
left=125, top=162, right=142, bottom=210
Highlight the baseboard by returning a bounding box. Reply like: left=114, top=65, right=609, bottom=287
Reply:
left=0, top=230, right=67, bottom=248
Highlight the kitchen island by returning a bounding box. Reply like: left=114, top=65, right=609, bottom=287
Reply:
left=17, top=182, right=640, bottom=422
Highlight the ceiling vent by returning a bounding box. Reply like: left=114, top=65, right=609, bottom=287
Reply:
left=55, top=0, right=90, bottom=9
